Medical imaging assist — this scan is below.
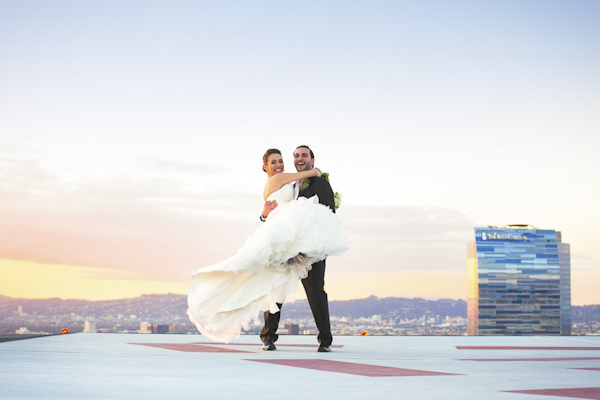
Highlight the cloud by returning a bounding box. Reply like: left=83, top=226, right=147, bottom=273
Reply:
left=136, top=156, right=231, bottom=176
left=0, top=158, right=58, bottom=198
left=0, top=159, right=263, bottom=276
left=0, top=153, right=477, bottom=283
left=342, top=204, right=473, bottom=243
left=570, top=253, right=599, bottom=273
left=329, top=204, right=474, bottom=276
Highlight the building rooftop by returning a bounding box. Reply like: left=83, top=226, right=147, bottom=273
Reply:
left=2, top=333, right=600, bottom=399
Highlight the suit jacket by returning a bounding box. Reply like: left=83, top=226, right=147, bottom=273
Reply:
left=299, top=176, right=335, bottom=213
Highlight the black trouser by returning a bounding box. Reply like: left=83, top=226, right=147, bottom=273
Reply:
left=260, top=259, right=332, bottom=346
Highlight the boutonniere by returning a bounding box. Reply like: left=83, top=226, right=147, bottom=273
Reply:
left=300, top=178, right=310, bottom=191
left=302, top=172, right=342, bottom=210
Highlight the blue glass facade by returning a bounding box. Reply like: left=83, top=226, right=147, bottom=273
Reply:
left=467, top=225, right=571, bottom=336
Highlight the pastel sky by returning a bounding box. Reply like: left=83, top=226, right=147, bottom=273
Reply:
left=1, top=1, right=598, bottom=305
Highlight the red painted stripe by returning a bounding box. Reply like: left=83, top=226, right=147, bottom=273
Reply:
left=456, top=346, right=600, bottom=351
left=504, top=387, right=600, bottom=399
left=248, top=359, right=461, bottom=377
left=193, top=342, right=344, bottom=348
left=131, top=343, right=252, bottom=353
left=572, top=368, right=600, bottom=372
left=462, top=357, right=600, bottom=362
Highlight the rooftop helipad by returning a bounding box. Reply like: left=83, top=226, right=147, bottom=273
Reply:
left=1, top=333, right=599, bottom=399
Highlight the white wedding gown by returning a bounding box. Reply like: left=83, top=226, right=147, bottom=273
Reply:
left=187, top=183, right=348, bottom=343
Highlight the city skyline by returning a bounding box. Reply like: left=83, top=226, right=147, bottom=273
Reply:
left=1, top=1, right=599, bottom=305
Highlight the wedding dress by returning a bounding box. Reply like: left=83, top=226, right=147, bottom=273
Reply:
left=187, top=183, right=348, bottom=343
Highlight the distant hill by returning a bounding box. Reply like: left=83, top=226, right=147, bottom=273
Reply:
left=0, top=293, right=186, bottom=319
left=283, top=296, right=467, bottom=320
left=1, top=294, right=598, bottom=323
left=0, top=294, right=465, bottom=321
left=572, top=304, right=600, bottom=323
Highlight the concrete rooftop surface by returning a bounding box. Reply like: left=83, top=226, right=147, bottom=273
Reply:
left=1, top=333, right=600, bottom=400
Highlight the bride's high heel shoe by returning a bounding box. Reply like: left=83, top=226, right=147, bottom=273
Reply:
left=286, top=253, right=305, bottom=265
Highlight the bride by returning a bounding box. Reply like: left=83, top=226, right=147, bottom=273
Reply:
left=187, top=148, right=348, bottom=343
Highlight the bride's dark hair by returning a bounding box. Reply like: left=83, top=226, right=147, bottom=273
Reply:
left=262, top=148, right=282, bottom=173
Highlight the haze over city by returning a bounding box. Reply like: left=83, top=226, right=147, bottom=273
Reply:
left=1, top=1, right=598, bottom=305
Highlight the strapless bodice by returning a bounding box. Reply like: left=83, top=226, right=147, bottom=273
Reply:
left=267, top=183, right=294, bottom=204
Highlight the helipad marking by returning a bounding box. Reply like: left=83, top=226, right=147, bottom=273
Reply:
left=247, top=359, right=461, bottom=377
left=131, top=343, right=252, bottom=353
left=456, top=346, right=600, bottom=351
left=503, top=387, right=600, bottom=399
left=193, top=342, right=344, bottom=348
left=462, top=357, right=600, bottom=362
left=130, top=342, right=344, bottom=353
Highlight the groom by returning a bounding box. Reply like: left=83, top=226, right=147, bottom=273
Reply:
left=259, top=145, right=335, bottom=353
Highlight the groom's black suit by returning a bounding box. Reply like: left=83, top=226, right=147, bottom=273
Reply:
left=260, top=176, right=335, bottom=347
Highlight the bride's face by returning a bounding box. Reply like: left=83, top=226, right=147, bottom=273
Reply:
left=265, top=153, right=284, bottom=176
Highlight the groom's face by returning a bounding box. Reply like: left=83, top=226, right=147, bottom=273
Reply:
left=294, top=147, right=314, bottom=172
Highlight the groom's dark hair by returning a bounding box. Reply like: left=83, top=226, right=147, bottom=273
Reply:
left=294, top=145, right=314, bottom=159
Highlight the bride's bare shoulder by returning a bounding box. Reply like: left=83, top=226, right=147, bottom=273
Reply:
left=263, top=176, right=282, bottom=199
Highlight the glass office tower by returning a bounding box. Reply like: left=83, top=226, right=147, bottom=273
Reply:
left=467, top=225, right=571, bottom=335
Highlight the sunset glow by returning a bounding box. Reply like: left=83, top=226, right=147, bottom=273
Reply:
left=1, top=2, right=599, bottom=306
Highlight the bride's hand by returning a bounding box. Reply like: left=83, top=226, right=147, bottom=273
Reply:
left=314, top=168, right=322, bottom=177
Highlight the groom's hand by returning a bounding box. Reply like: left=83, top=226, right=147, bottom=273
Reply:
left=261, top=200, right=278, bottom=220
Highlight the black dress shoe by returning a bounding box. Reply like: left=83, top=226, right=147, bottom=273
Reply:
left=317, top=344, right=331, bottom=352
left=262, top=339, right=276, bottom=350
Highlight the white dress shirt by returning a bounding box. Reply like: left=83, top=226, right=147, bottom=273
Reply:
left=293, top=180, right=302, bottom=200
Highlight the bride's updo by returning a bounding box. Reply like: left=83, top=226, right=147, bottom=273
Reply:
left=262, top=148, right=281, bottom=173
